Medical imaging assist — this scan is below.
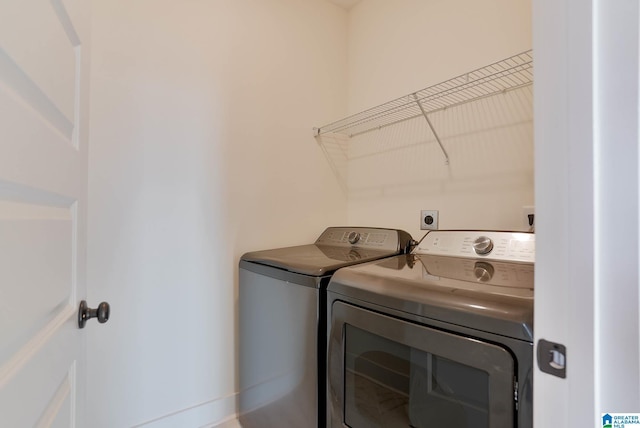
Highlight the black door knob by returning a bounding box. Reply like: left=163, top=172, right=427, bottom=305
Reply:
left=78, top=300, right=110, bottom=329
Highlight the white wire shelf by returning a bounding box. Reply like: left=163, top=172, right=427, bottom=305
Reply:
left=313, top=50, right=533, bottom=144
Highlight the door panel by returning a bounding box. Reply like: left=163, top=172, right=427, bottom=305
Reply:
left=0, top=0, right=78, bottom=131
left=0, top=200, right=73, bottom=362
left=0, top=0, right=90, bottom=425
left=0, top=323, right=76, bottom=427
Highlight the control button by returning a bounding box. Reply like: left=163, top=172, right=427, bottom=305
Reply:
left=472, top=236, right=494, bottom=255
left=474, top=262, right=495, bottom=282
left=348, top=231, right=361, bottom=245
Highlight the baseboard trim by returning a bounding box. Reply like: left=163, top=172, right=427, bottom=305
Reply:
left=202, top=414, right=241, bottom=428
left=131, top=392, right=238, bottom=428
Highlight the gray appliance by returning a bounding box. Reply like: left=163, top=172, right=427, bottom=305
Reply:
left=326, top=230, right=535, bottom=428
left=239, top=227, right=413, bottom=428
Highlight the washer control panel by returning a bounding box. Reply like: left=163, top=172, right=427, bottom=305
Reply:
left=415, top=230, right=535, bottom=263
left=315, top=227, right=402, bottom=251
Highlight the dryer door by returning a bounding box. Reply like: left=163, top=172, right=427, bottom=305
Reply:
left=327, top=301, right=516, bottom=428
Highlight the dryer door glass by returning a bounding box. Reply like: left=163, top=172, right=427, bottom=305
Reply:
left=345, top=325, right=490, bottom=428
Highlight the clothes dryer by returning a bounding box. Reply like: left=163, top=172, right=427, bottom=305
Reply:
left=327, top=230, right=535, bottom=428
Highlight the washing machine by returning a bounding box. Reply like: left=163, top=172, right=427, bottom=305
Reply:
left=326, top=230, right=535, bottom=428
left=239, top=227, right=414, bottom=428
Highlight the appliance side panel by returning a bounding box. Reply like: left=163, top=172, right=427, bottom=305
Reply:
left=238, top=268, right=318, bottom=427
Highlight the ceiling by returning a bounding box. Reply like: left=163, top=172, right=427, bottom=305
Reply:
left=326, top=0, right=361, bottom=10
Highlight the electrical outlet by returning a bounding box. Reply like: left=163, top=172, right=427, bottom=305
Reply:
left=420, top=210, right=439, bottom=230
left=523, top=206, right=535, bottom=230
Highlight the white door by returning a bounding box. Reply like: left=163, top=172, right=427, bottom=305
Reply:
left=534, top=1, right=640, bottom=427
left=0, top=0, right=93, bottom=426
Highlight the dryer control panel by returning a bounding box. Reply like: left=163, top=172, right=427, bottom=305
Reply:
left=415, top=230, right=535, bottom=263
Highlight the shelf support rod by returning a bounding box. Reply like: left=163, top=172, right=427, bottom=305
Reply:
left=412, top=93, right=450, bottom=165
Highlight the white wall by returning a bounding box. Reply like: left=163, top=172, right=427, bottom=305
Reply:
left=343, top=0, right=533, bottom=238
left=87, top=1, right=348, bottom=426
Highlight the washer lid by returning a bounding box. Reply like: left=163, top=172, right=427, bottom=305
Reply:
left=241, top=244, right=399, bottom=277
left=241, top=227, right=412, bottom=277
left=328, top=253, right=533, bottom=341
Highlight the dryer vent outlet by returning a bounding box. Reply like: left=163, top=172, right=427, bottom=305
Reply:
left=420, top=210, right=439, bottom=230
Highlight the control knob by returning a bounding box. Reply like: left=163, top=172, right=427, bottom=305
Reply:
left=472, top=236, right=494, bottom=255
left=348, top=231, right=361, bottom=244
left=474, top=262, right=495, bottom=282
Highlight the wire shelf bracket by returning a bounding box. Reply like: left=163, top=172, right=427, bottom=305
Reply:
left=412, top=93, right=449, bottom=165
